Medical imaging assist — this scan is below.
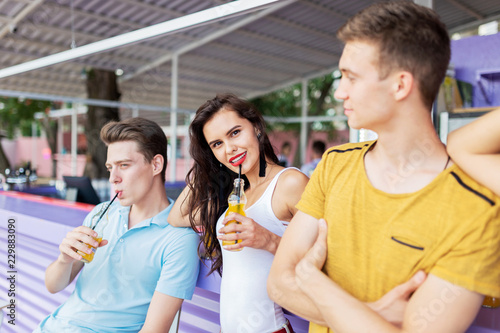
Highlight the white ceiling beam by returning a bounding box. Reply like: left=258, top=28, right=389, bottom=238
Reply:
left=14, top=22, right=163, bottom=56
left=121, top=0, right=295, bottom=81
left=0, top=0, right=44, bottom=39
left=7, top=0, right=320, bottom=83
left=0, top=0, right=283, bottom=78
left=0, top=39, right=145, bottom=69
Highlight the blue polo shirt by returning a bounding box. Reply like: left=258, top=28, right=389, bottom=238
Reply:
left=35, top=198, right=200, bottom=333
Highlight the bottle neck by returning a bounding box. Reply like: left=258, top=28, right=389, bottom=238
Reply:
left=230, top=178, right=246, bottom=204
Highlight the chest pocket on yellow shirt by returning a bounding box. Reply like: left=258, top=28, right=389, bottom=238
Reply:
left=376, top=226, right=432, bottom=278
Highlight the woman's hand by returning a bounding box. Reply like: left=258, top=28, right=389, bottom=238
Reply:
left=218, top=213, right=281, bottom=254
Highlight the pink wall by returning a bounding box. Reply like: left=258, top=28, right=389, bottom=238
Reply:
left=165, top=158, right=193, bottom=183
left=1, top=137, right=53, bottom=177
left=55, top=154, right=87, bottom=179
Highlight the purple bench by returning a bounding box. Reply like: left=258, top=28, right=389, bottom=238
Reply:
left=1, top=192, right=497, bottom=332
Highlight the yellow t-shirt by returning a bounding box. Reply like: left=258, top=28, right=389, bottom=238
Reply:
left=296, top=141, right=500, bottom=333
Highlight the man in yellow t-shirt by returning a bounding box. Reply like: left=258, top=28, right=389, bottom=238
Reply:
left=268, top=2, right=500, bottom=333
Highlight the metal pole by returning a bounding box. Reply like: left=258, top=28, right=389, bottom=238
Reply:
left=31, top=121, right=37, bottom=170
left=57, top=117, right=63, bottom=154
left=439, top=112, right=449, bottom=144
left=71, top=106, right=77, bottom=176
left=169, top=54, right=178, bottom=183
left=132, top=107, right=139, bottom=118
left=300, top=79, right=307, bottom=167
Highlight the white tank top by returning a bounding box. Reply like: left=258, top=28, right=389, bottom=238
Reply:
left=216, top=168, right=295, bottom=333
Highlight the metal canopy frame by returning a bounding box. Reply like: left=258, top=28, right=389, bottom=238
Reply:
left=0, top=0, right=497, bottom=116
left=1, top=0, right=499, bottom=180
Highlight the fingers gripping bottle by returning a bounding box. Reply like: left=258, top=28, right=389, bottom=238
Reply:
left=222, top=178, right=246, bottom=251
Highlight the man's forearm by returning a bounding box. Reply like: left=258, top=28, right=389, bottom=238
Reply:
left=301, top=268, right=400, bottom=333
left=268, top=268, right=327, bottom=325
left=45, top=255, right=81, bottom=294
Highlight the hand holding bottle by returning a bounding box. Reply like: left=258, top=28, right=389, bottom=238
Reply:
left=58, top=226, right=108, bottom=264
left=219, top=213, right=281, bottom=253
left=221, top=178, right=246, bottom=251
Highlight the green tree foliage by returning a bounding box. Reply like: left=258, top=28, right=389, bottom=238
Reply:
left=251, top=73, right=339, bottom=132
left=0, top=97, right=54, bottom=174
left=0, top=97, right=52, bottom=139
left=250, top=73, right=342, bottom=164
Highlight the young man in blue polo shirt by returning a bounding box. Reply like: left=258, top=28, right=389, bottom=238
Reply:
left=35, top=117, right=200, bottom=333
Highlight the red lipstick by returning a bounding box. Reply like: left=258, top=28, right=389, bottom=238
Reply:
left=229, top=152, right=247, bottom=167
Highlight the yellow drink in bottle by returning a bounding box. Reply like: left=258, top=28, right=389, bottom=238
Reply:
left=482, top=296, right=500, bottom=308
left=76, top=195, right=116, bottom=263
left=222, top=203, right=245, bottom=249
left=77, top=236, right=103, bottom=263
left=222, top=178, right=246, bottom=251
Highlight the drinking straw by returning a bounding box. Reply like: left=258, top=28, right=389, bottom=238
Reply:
left=237, top=164, right=241, bottom=204
left=92, top=192, right=118, bottom=231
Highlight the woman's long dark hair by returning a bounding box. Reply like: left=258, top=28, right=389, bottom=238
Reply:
left=185, top=93, right=278, bottom=275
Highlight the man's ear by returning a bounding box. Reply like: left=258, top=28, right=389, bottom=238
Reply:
left=152, top=154, right=164, bottom=176
left=393, top=71, right=414, bottom=102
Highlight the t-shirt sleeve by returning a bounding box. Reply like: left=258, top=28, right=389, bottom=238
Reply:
left=431, top=207, right=500, bottom=298
left=155, top=230, right=200, bottom=300
left=296, top=151, right=329, bottom=219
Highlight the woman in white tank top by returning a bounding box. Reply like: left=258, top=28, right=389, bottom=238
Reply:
left=168, top=93, right=309, bottom=332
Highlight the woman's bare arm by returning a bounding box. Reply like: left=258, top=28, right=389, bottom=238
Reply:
left=447, top=107, right=500, bottom=196
left=167, top=186, right=200, bottom=227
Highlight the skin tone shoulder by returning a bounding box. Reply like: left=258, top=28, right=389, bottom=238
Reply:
left=447, top=107, right=500, bottom=197
left=44, top=140, right=182, bottom=333
left=268, top=40, right=484, bottom=332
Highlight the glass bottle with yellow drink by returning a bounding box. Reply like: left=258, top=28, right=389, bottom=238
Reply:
left=222, top=178, right=246, bottom=251
left=77, top=204, right=108, bottom=263
left=482, top=296, right=500, bottom=308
